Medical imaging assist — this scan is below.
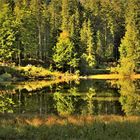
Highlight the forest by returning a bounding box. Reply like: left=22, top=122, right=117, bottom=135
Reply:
left=0, top=0, right=139, bottom=75
left=0, top=1, right=140, bottom=139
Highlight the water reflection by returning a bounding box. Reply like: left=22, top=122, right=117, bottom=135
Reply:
left=117, top=79, right=140, bottom=116
left=0, top=79, right=140, bottom=115
left=0, top=79, right=125, bottom=115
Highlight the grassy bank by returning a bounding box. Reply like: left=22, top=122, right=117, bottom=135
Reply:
left=0, top=115, right=140, bottom=140
left=83, top=74, right=140, bottom=80
left=2, top=65, right=140, bottom=81
left=0, top=65, right=78, bottom=82
left=86, top=74, right=122, bottom=79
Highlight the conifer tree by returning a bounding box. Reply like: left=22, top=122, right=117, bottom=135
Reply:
left=53, top=31, right=78, bottom=72
left=61, top=0, right=69, bottom=31
left=15, top=0, right=38, bottom=60
left=0, top=1, right=16, bottom=62
left=80, top=19, right=96, bottom=73
left=48, top=0, right=62, bottom=48
left=119, top=0, right=140, bottom=75
left=96, top=30, right=103, bottom=64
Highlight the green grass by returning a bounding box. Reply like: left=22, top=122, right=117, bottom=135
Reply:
left=0, top=115, right=140, bottom=140
left=0, top=65, right=78, bottom=81
left=87, top=74, right=122, bottom=79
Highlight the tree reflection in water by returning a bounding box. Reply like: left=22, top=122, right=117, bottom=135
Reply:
left=0, top=83, right=15, bottom=113
left=0, top=94, right=15, bottom=113
left=116, top=79, right=140, bottom=116
left=0, top=79, right=123, bottom=116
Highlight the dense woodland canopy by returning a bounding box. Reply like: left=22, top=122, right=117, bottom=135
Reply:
left=0, top=0, right=139, bottom=74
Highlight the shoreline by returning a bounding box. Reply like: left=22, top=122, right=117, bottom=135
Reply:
left=80, top=74, right=140, bottom=80
left=1, top=65, right=140, bottom=82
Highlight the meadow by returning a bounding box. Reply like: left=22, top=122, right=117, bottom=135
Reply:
left=0, top=114, right=140, bottom=140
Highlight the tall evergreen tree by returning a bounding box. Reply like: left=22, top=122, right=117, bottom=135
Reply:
left=119, top=0, right=140, bottom=75
left=80, top=19, right=96, bottom=73
left=0, top=1, right=16, bottom=62
left=15, top=0, right=38, bottom=60
left=48, top=0, right=62, bottom=58
left=53, top=31, right=78, bottom=72
left=61, top=0, right=69, bottom=31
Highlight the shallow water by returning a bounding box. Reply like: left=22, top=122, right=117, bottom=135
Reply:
left=0, top=79, right=139, bottom=116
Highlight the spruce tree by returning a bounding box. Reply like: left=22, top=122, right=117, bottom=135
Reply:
left=0, top=2, right=16, bottom=62
left=48, top=0, right=62, bottom=51
left=61, top=0, right=69, bottom=31
left=53, top=31, right=78, bottom=72
left=80, top=19, right=96, bottom=73
left=119, top=0, right=140, bottom=75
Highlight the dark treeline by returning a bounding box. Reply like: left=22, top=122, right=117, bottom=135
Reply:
left=0, top=0, right=139, bottom=74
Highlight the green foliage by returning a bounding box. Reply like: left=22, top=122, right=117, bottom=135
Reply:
left=53, top=31, right=79, bottom=72
left=54, top=92, right=75, bottom=116
left=17, top=65, right=63, bottom=79
left=0, top=73, right=12, bottom=81
left=119, top=0, right=140, bottom=75
left=80, top=19, right=96, bottom=73
left=118, top=79, right=140, bottom=115
left=0, top=3, right=17, bottom=61
left=82, top=88, right=96, bottom=115
left=18, top=65, right=51, bottom=77
left=53, top=86, right=80, bottom=116
left=0, top=95, right=15, bottom=113
left=61, top=0, right=69, bottom=31
left=0, top=0, right=139, bottom=75
left=0, top=65, right=66, bottom=81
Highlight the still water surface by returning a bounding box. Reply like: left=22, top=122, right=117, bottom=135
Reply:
left=0, top=79, right=140, bottom=116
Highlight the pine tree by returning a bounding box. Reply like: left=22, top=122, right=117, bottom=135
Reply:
left=48, top=0, right=62, bottom=58
left=96, top=30, right=103, bottom=64
left=53, top=31, right=78, bottom=72
left=80, top=19, right=96, bottom=73
left=119, top=0, right=140, bottom=75
left=15, top=0, right=38, bottom=60
left=0, top=1, right=16, bottom=62
left=61, top=0, right=69, bottom=31
left=30, top=0, right=45, bottom=60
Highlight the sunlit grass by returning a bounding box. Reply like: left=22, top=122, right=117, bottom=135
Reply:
left=1, top=114, right=140, bottom=140
left=16, top=65, right=64, bottom=79
left=0, top=65, right=79, bottom=82
left=87, top=74, right=140, bottom=80
left=131, top=74, right=140, bottom=79
left=18, top=65, right=79, bottom=80
left=87, top=74, right=123, bottom=79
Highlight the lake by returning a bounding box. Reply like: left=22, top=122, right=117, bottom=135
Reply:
left=0, top=78, right=139, bottom=116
